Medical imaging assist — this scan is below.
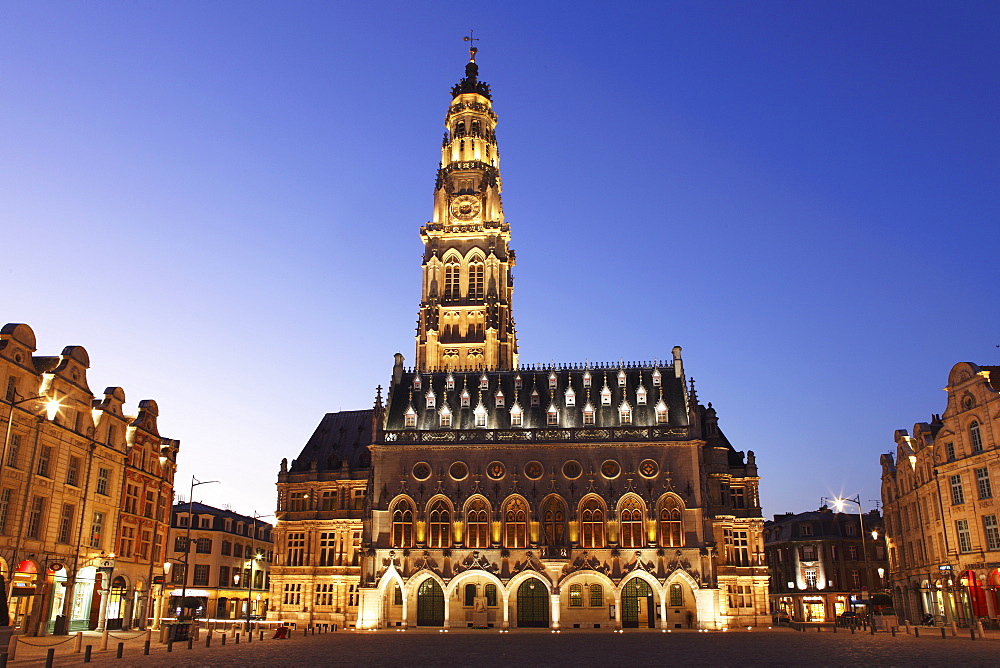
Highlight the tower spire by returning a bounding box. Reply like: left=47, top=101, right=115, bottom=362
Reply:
left=415, top=49, right=517, bottom=372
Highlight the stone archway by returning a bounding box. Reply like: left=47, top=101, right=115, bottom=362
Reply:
left=621, top=577, right=655, bottom=628
left=416, top=579, right=444, bottom=627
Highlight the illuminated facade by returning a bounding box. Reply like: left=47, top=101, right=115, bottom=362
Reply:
left=0, top=323, right=177, bottom=635
left=352, top=50, right=768, bottom=631
left=881, top=362, right=1000, bottom=626
left=765, top=508, right=886, bottom=623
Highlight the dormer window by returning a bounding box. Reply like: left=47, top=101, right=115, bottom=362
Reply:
left=655, top=400, right=669, bottom=424
left=495, top=389, right=505, bottom=407
left=480, top=374, right=489, bottom=390
left=636, top=384, right=647, bottom=405
left=404, top=405, right=417, bottom=428
left=413, top=376, right=422, bottom=391
left=619, top=401, right=632, bottom=425
left=583, top=371, right=592, bottom=388
left=549, top=372, right=558, bottom=390
left=439, top=405, right=452, bottom=427
left=601, top=385, right=612, bottom=406
left=514, top=374, right=522, bottom=390
left=474, top=403, right=488, bottom=428
left=547, top=404, right=559, bottom=426
left=617, top=370, right=626, bottom=387
left=446, top=373, right=455, bottom=390
left=652, top=368, right=661, bottom=386
left=583, top=402, right=595, bottom=425
left=510, top=403, right=523, bottom=427
left=461, top=389, right=471, bottom=408
left=426, top=390, right=436, bottom=409
left=565, top=386, right=576, bottom=407
left=531, top=388, right=540, bottom=407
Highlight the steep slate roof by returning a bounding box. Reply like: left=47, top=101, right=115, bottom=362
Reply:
left=289, top=409, right=374, bottom=473
left=384, top=362, right=689, bottom=432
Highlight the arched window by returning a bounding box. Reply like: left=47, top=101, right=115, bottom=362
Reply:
left=471, top=120, right=481, bottom=134
left=466, top=498, right=490, bottom=549
left=504, top=498, right=528, bottom=548
left=427, top=499, right=451, bottom=548
left=659, top=498, right=683, bottom=547
left=391, top=500, right=414, bottom=548
left=455, top=121, right=465, bottom=136
left=468, top=260, right=485, bottom=300
left=669, top=583, right=683, bottom=607
left=484, top=583, right=497, bottom=606
left=464, top=583, right=477, bottom=606
left=589, top=583, right=604, bottom=607
left=444, top=262, right=460, bottom=299
left=971, top=421, right=983, bottom=453
left=580, top=498, right=605, bottom=548
left=619, top=496, right=645, bottom=548
left=569, top=583, right=583, bottom=607
left=542, top=497, right=566, bottom=546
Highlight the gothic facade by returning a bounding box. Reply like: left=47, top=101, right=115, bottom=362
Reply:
left=350, top=49, right=768, bottom=631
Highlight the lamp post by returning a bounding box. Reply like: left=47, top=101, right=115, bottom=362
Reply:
left=833, top=495, right=874, bottom=634
left=246, top=512, right=272, bottom=630
left=179, top=476, right=218, bottom=620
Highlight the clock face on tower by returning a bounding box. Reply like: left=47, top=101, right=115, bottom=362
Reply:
left=450, top=195, right=481, bottom=221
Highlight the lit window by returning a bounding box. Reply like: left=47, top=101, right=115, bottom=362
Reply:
left=503, top=498, right=528, bottom=548
left=565, top=387, right=575, bottom=407
left=619, top=497, right=644, bottom=548
left=583, top=407, right=595, bottom=425
left=510, top=403, right=523, bottom=427
left=443, top=262, right=460, bottom=299
left=446, top=374, right=455, bottom=390
left=589, top=584, right=603, bottom=607
left=569, top=584, right=583, bottom=607
left=655, top=400, right=669, bottom=424
left=495, top=389, right=505, bottom=407
left=580, top=498, right=605, bottom=548
left=461, top=389, right=470, bottom=408
left=547, top=405, right=558, bottom=426
left=391, top=501, right=414, bottom=548
left=466, top=499, right=490, bottom=548
left=426, top=390, right=436, bottom=409
left=480, top=373, right=489, bottom=389
left=601, top=385, right=611, bottom=406
left=469, top=261, right=485, bottom=300
left=475, top=404, right=488, bottom=427
left=619, top=402, right=632, bottom=425
left=652, top=368, right=661, bottom=386
left=439, top=406, right=452, bottom=427
left=427, top=499, right=451, bottom=548
left=404, top=406, right=417, bottom=427
left=636, top=385, right=647, bottom=405
left=659, top=500, right=683, bottom=547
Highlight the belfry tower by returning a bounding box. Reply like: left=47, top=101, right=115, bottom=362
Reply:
left=415, top=46, right=518, bottom=371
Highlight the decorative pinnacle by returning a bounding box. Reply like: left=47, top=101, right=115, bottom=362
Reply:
left=464, top=30, right=479, bottom=61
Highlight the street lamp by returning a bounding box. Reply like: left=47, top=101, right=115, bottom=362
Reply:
left=833, top=495, right=874, bottom=634
left=245, top=512, right=272, bottom=630
left=179, top=476, right=219, bottom=620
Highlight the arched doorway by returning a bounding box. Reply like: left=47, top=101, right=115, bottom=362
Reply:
left=516, top=578, right=548, bottom=628
left=622, top=578, right=655, bottom=628
left=416, top=579, right=444, bottom=626
left=106, top=577, right=127, bottom=630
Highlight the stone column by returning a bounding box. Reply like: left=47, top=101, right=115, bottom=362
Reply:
left=95, top=576, right=110, bottom=632
left=613, top=591, right=622, bottom=630
left=549, top=593, right=560, bottom=630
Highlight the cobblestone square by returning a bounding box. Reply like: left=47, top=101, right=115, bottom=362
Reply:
left=10, top=627, right=1000, bottom=667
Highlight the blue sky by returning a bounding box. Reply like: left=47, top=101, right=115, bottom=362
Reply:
left=2, top=1, right=998, bottom=519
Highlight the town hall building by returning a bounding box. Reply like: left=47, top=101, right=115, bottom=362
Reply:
left=271, top=46, right=768, bottom=631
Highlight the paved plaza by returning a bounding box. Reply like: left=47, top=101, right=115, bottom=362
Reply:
left=6, top=627, right=1000, bottom=667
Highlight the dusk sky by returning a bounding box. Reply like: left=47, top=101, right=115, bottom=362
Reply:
left=3, top=2, right=998, bottom=521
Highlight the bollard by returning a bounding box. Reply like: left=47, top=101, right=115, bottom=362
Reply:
left=84, top=645, right=93, bottom=663
left=75, top=631, right=84, bottom=652
left=236, top=633, right=240, bottom=644
left=116, top=642, right=124, bottom=659
left=891, top=626, right=896, bottom=637
left=0, top=651, right=7, bottom=668
left=187, top=637, right=193, bottom=650
left=222, top=633, right=227, bottom=646
left=914, top=627, right=920, bottom=638
left=259, top=630, right=264, bottom=641
left=206, top=634, right=212, bottom=648
left=941, top=627, right=947, bottom=639
left=45, top=648, right=54, bottom=668
left=970, top=628, right=976, bottom=640
left=167, top=639, right=173, bottom=652
left=144, top=640, right=150, bottom=655
left=850, top=626, right=854, bottom=635
left=101, top=629, right=110, bottom=651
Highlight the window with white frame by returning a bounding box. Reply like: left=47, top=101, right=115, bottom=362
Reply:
left=601, top=385, right=611, bottom=405
left=547, top=406, right=558, bottom=426
left=474, top=405, right=487, bottom=427
left=404, top=406, right=417, bottom=427
left=977, top=467, right=993, bottom=499
left=619, top=402, right=632, bottom=425
left=636, top=385, right=647, bottom=405
left=652, top=368, right=661, bottom=386
left=426, top=390, right=436, bottom=409
left=565, top=387, right=575, bottom=407
left=495, top=389, right=504, bottom=407
left=617, top=370, right=626, bottom=387
left=583, top=404, right=595, bottom=425
left=583, top=371, right=591, bottom=388
left=514, top=375, right=522, bottom=389
left=480, top=374, right=489, bottom=389
left=510, top=404, right=522, bottom=426
left=951, top=474, right=965, bottom=505
left=446, top=374, right=455, bottom=390
left=655, top=400, right=669, bottom=424
left=461, top=389, right=470, bottom=408
left=439, top=407, right=452, bottom=427
left=970, top=421, right=983, bottom=453
left=548, top=372, right=557, bottom=390
left=957, top=519, right=972, bottom=552
left=531, top=388, right=540, bottom=406
left=984, top=515, right=1000, bottom=551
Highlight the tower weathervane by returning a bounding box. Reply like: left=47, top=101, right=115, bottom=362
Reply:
left=463, top=30, right=479, bottom=61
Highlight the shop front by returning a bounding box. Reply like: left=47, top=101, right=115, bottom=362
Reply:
left=9, top=561, right=38, bottom=631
